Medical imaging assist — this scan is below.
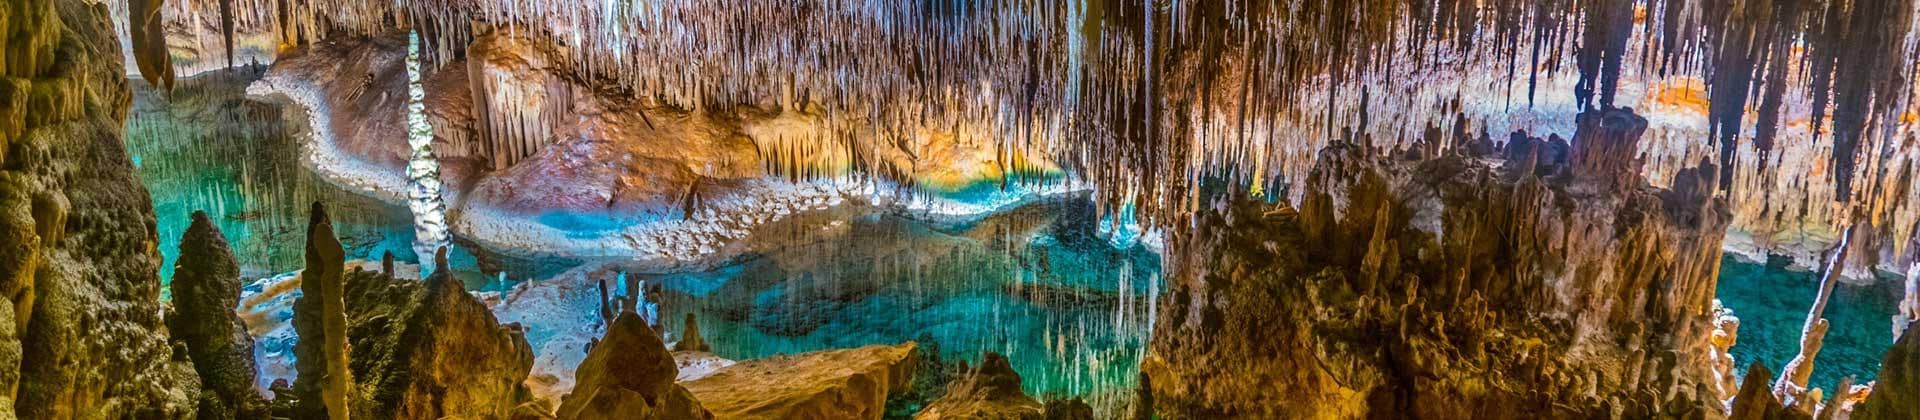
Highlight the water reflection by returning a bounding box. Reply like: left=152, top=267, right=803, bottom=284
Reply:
left=1716, top=255, right=1903, bottom=391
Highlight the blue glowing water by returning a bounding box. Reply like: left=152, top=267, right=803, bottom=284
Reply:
left=1714, top=255, right=1903, bottom=391
left=124, top=70, right=518, bottom=290
left=644, top=201, right=1161, bottom=402
left=126, top=70, right=419, bottom=282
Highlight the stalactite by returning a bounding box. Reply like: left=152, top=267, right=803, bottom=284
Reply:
left=128, top=0, right=175, bottom=90
left=151, top=0, right=1920, bottom=262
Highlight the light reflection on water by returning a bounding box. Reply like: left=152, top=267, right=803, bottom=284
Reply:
left=1715, top=255, right=1903, bottom=391
left=642, top=199, right=1161, bottom=404
left=126, top=68, right=419, bottom=284
left=130, top=70, right=1163, bottom=404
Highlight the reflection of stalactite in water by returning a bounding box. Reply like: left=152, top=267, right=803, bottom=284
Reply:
left=154, top=1, right=1920, bottom=253
left=405, top=31, right=452, bottom=272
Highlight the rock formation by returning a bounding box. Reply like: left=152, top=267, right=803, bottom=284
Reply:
left=1145, top=108, right=1729, bottom=417
left=1126, top=372, right=1154, bottom=420
left=1854, top=324, right=1920, bottom=419
left=1712, top=302, right=1743, bottom=400
left=556, top=311, right=710, bottom=420
left=1041, top=398, right=1095, bottom=420
left=682, top=343, right=918, bottom=419
left=167, top=211, right=269, bottom=418
left=339, top=246, right=536, bottom=418
left=279, top=214, right=534, bottom=419
left=293, top=203, right=352, bottom=420
left=1732, top=321, right=1920, bottom=419
left=913, top=352, right=1044, bottom=420
left=2, top=0, right=200, bottom=416
left=671, top=313, right=709, bottom=353
left=1729, top=363, right=1804, bottom=419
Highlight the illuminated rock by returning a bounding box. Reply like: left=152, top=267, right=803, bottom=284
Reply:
left=682, top=343, right=917, bottom=420
left=913, top=352, right=1043, bottom=420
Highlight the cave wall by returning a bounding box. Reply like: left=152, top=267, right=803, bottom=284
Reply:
left=1, top=0, right=201, bottom=417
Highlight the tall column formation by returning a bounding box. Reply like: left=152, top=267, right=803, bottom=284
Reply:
left=168, top=212, right=269, bottom=418
left=1145, top=108, right=1730, bottom=417
left=2, top=0, right=199, bottom=417
left=405, top=31, right=451, bottom=268
left=294, top=203, right=352, bottom=420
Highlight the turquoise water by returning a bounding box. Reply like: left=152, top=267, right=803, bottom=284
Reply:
left=1714, top=255, right=1904, bottom=391
left=126, top=68, right=420, bottom=284
left=645, top=199, right=1161, bottom=404
left=128, top=69, right=1161, bottom=405
left=124, top=69, right=522, bottom=291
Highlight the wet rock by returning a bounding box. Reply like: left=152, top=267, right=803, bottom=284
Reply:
left=682, top=342, right=918, bottom=420
left=913, top=352, right=1043, bottom=420
left=556, top=311, right=710, bottom=420
left=293, top=203, right=352, bottom=420
left=167, top=212, right=268, bottom=418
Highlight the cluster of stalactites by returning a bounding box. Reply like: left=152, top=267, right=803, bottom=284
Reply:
left=169, top=0, right=1919, bottom=231
left=464, top=36, right=571, bottom=172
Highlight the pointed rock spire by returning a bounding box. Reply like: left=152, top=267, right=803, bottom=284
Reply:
left=558, top=312, right=711, bottom=419
left=169, top=211, right=268, bottom=418
left=673, top=313, right=709, bottom=353
left=294, top=202, right=351, bottom=420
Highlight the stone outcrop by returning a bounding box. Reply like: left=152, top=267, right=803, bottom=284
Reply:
left=293, top=203, right=352, bottom=419
left=1729, top=363, right=1805, bottom=420
left=339, top=247, right=537, bottom=419
left=1145, top=108, right=1730, bottom=417
left=167, top=212, right=268, bottom=418
left=671, top=313, right=709, bottom=352
left=1854, top=324, right=1920, bottom=419
left=1041, top=398, right=1095, bottom=420
left=556, top=311, right=710, bottom=420
left=913, top=352, right=1043, bottom=420
left=2, top=0, right=200, bottom=417
left=682, top=343, right=919, bottom=420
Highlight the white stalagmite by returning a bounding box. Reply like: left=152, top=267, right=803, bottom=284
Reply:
left=407, top=30, right=452, bottom=272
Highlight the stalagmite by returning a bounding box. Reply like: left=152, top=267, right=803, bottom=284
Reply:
left=294, top=202, right=352, bottom=420
left=914, top=352, right=1044, bottom=420
left=167, top=212, right=268, bottom=418
left=1776, top=225, right=1859, bottom=399
left=672, top=313, right=709, bottom=353
left=557, top=311, right=712, bottom=419
left=405, top=31, right=451, bottom=267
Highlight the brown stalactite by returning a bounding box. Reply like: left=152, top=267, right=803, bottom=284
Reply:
left=128, top=0, right=175, bottom=91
